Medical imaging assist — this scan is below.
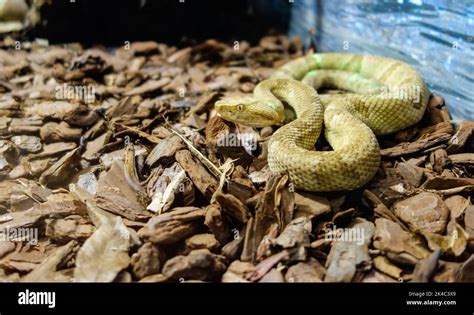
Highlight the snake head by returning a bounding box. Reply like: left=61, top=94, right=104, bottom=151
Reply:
left=215, top=96, right=283, bottom=128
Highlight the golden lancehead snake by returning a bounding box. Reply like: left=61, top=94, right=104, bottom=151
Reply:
left=215, top=53, right=429, bottom=192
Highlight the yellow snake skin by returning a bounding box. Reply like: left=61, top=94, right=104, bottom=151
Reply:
left=215, top=53, right=430, bottom=191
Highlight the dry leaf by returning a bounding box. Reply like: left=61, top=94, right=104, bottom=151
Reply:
left=74, top=216, right=131, bottom=282
left=420, top=223, right=468, bottom=256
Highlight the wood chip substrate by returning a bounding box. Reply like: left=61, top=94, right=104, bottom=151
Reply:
left=0, top=35, right=473, bottom=283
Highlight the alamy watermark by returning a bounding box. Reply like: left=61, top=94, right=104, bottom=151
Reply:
left=18, top=289, right=55, bottom=309
left=55, top=83, right=96, bottom=104
left=217, top=133, right=258, bottom=154
left=324, top=225, right=365, bottom=245
left=0, top=227, right=39, bottom=245
left=377, top=86, right=421, bottom=104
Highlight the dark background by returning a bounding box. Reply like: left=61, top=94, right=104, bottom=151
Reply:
left=30, top=0, right=290, bottom=45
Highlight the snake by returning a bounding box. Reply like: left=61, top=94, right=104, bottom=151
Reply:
left=215, top=53, right=430, bottom=192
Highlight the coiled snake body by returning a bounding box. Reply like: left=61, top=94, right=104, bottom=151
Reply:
left=215, top=53, right=429, bottom=192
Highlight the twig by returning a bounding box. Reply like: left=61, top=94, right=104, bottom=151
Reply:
left=164, top=120, right=223, bottom=179
left=211, top=158, right=237, bottom=204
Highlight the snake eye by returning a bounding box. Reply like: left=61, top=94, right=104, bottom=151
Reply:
left=237, top=105, right=244, bottom=111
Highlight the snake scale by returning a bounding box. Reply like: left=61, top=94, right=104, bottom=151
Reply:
left=215, top=53, right=430, bottom=192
